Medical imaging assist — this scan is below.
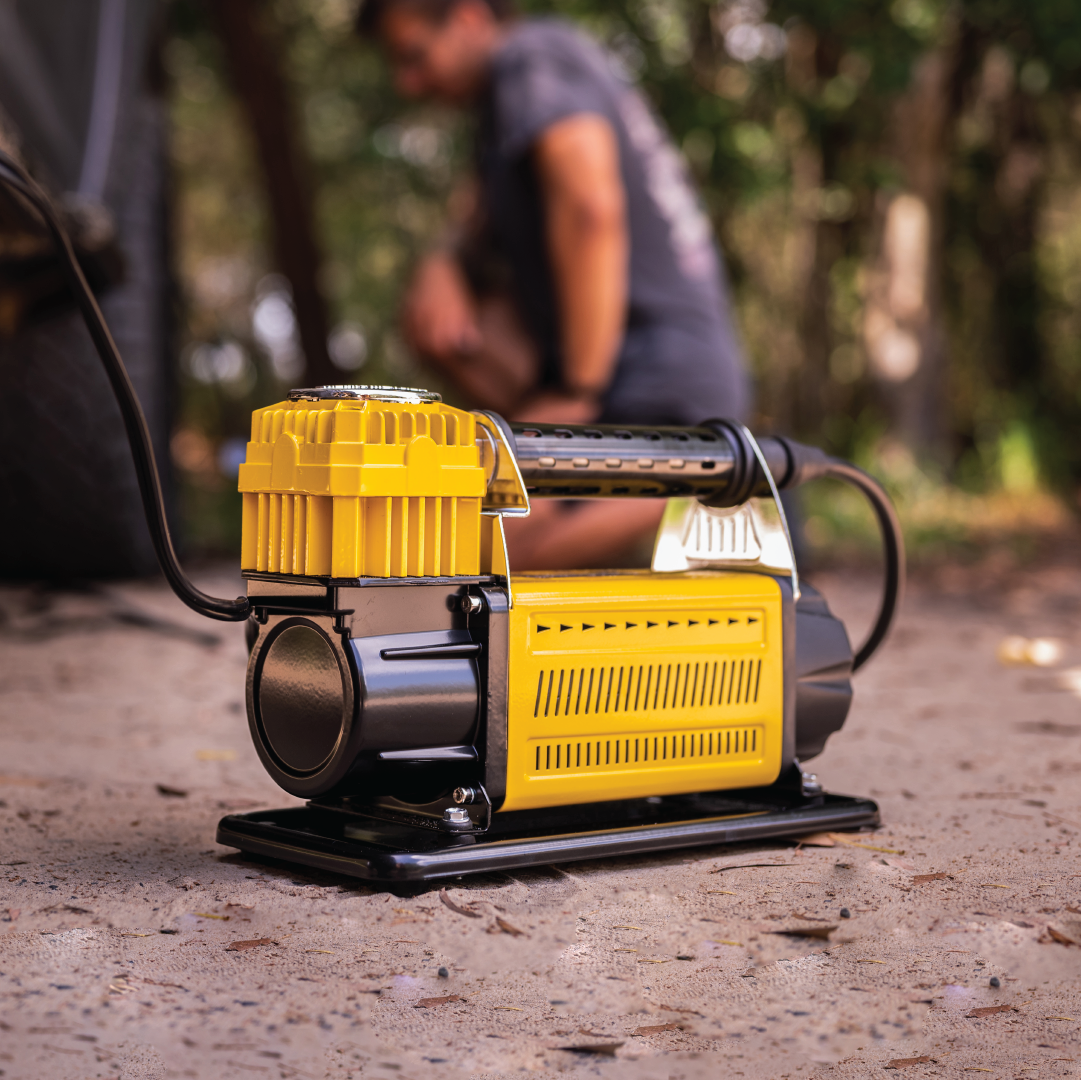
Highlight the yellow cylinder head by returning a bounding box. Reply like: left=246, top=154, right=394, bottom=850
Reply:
left=238, top=387, right=487, bottom=578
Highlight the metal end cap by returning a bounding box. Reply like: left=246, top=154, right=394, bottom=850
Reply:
left=288, top=385, right=441, bottom=404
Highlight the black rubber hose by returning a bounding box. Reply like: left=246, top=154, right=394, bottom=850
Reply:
left=0, top=150, right=251, bottom=622
left=820, top=458, right=905, bottom=672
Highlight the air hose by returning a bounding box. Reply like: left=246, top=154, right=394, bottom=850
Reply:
left=0, top=149, right=252, bottom=622
left=704, top=421, right=904, bottom=671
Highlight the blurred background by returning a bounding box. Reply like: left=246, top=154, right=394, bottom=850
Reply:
left=4, top=0, right=1081, bottom=576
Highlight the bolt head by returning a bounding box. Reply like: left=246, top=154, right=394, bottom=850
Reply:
left=443, top=807, right=470, bottom=824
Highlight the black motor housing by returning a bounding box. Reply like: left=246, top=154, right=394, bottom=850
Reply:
left=793, top=584, right=854, bottom=761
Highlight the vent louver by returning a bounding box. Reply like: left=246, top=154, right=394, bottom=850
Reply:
left=531, top=726, right=763, bottom=775
left=532, top=658, right=762, bottom=719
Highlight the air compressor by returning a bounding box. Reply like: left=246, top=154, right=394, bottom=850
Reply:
left=0, top=150, right=903, bottom=884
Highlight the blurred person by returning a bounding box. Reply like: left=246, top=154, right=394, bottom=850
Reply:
left=357, top=0, right=750, bottom=568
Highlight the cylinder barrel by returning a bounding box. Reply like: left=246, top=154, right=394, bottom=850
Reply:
left=509, top=421, right=793, bottom=502
left=510, top=422, right=735, bottom=499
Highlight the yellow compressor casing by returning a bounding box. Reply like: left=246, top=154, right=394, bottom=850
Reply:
left=238, top=396, right=487, bottom=578
left=501, top=570, right=785, bottom=811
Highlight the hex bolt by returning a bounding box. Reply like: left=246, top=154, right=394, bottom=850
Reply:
left=443, top=807, right=471, bottom=825
left=462, top=595, right=483, bottom=614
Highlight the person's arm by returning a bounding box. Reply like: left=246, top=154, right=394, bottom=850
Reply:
left=400, top=177, right=483, bottom=362
left=516, top=114, right=628, bottom=423
left=401, top=249, right=482, bottom=361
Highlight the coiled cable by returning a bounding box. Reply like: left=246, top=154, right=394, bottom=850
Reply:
left=819, top=459, right=904, bottom=671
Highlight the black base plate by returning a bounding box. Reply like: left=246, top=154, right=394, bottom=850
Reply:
left=216, top=785, right=879, bottom=883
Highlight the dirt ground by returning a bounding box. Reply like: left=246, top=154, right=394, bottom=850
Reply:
left=1, top=562, right=1080, bottom=1080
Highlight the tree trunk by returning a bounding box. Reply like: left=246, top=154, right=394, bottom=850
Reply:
left=864, top=45, right=958, bottom=460
left=212, top=0, right=335, bottom=387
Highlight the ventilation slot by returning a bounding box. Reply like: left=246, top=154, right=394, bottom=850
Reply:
left=531, top=726, right=763, bottom=775
left=532, top=657, right=762, bottom=718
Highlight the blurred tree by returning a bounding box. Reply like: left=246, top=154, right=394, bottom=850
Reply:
left=212, top=0, right=335, bottom=385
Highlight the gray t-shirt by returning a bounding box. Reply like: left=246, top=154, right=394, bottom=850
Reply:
left=474, top=19, right=749, bottom=425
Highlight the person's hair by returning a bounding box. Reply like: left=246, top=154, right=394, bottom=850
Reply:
left=355, top=0, right=515, bottom=38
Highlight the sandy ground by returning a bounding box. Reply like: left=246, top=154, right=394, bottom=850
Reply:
left=1, top=563, right=1080, bottom=1080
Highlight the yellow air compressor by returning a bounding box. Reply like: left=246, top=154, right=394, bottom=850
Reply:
left=220, top=387, right=902, bottom=880
left=0, top=150, right=903, bottom=884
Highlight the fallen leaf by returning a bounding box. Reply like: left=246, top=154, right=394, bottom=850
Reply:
left=887, top=1057, right=933, bottom=1068
left=912, top=872, right=951, bottom=884
left=715, top=939, right=744, bottom=947
left=193, top=912, right=229, bottom=920
left=155, top=784, right=188, bottom=798
left=225, top=938, right=276, bottom=952
left=856, top=959, right=886, bottom=964
left=1043, top=1016, right=1078, bottom=1021
left=796, top=832, right=836, bottom=846
left=415, top=994, right=464, bottom=1008
left=553, top=1043, right=623, bottom=1056
left=121, top=932, right=153, bottom=938
left=305, top=949, right=335, bottom=954
left=1047, top=924, right=1081, bottom=946
left=613, top=948, right=637, bottom=953
left=966, top=1005, right=1017, bottom=1018
left=637, top=958, right=672, bottom=964
left=439, top=888, right=481, bottom=918
left=195, top=749, right=236, bottom=761
left=632, top=1023, right=685, bottom=1036
left=768, top=925, right=837, bottom=940
left=494, top=917, right=526, bottom=937
left=611, top=925, right=644, bottom=930
left=494, top=1006, right=522, bottom=1011
left=704, top=889, right=736, bottom=895
left=962, top=1069, right=992, bottom=1073
left=979, top=883, right=1010, bottom=889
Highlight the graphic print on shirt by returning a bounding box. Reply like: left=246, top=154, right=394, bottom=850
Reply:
left=615, top=88, right=715, bottom=282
